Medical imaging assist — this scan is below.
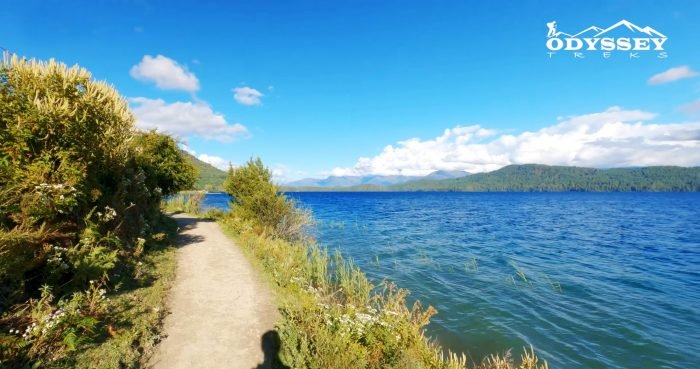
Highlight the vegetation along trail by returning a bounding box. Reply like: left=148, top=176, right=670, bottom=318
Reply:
left=149, top=214, right=277, bottom=369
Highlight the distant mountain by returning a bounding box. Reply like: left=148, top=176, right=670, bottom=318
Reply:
left=423, top=170, right=470, bottom=180
left=284, top=165, right=700, bottom=192
left=285, top=170, right=469, bottom=188
left=182, top=152, right=228, bottom=191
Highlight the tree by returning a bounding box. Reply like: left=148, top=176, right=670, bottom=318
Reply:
left=224, top=158, right=311, bottom=240
left=133, top=131, right=198, bottom=196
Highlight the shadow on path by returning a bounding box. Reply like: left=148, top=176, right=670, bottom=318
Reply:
left=253, top=330, right=290, bottom=369
left=173, top=216, right=208, bottom=246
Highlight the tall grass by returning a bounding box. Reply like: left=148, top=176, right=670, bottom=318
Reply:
left=160, top=191, right=205, bottom=214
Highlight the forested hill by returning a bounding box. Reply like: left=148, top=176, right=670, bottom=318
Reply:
left=284, top=165, right=700, bottom=192
left=389, top=165, right=700, bottom=192
left=183, top=152, right=228, bottom=191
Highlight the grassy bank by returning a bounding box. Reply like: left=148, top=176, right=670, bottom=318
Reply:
left=216, top=159, right=548, bottom=369
left=65, top=216, right=178, bottom=368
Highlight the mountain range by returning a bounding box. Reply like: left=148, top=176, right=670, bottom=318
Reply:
left=283, top=165, right=700, bottom=192
left=284, top=170, right=469, bottom=187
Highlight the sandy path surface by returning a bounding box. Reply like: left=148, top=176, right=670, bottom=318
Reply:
left=148, top=214, right=278, bottom=369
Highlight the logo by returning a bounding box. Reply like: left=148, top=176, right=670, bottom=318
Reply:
left=546, top=20, right=668, bottom=59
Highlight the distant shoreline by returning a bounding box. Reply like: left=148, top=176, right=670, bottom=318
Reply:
left=280, top=164, right=700, bottom=192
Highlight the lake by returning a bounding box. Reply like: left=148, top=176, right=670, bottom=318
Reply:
left=203, top=192, right=700, bottom=368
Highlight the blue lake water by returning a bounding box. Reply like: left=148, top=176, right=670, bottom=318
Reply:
left=203, top=192, right=700, bottom=368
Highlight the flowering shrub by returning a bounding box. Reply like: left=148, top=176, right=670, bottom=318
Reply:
left=0, top=55, right=196, bottom=366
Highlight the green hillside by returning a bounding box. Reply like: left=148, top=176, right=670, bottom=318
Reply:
left=285, top=165, right=700, bottom=192
left=184, top=152, right=228, bottom=191
left=390, top=165, right=700, bottom=192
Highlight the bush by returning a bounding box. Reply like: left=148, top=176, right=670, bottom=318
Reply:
left=0, top=54, right=194, bottom=366
left=134, top=131, right=198, bottom=197
left=224, top=158, right=312, bottom=241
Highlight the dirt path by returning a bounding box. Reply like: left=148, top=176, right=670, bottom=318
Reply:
left=148, top=214, right=278, bottom=369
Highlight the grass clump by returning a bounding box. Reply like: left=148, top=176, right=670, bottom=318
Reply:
left=161, top=191, right=206, bottom=214
left=220, top=159, right=548, bottom=369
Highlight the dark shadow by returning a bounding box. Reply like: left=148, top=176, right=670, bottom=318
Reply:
left=253, top=330, right=290, bottom=369
left=171, top=216, right=208, bottom=246
left=175, top=233, right=206, bottom=245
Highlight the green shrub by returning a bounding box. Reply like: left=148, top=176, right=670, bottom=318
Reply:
left=134, top=131, right=198, bottom=196
left=224, top=158, right=312, bottom=241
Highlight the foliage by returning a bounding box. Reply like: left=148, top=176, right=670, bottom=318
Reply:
left=133, top=131, right=198, bottom=196
left=69, top=216, right=178, bottom=369
left=220, top=158, right=548, bottom=369
left=224, top=158, right=312, bottom=241
left=161, top=191, right=205, bottom=214
left=0, top=55, right=188, bottom=366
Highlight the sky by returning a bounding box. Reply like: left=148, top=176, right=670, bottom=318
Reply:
left=3, top=0, right=700, bottom=182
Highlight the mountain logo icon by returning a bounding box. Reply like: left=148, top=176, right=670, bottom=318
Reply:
left=548, top=20, right=666, bottom=39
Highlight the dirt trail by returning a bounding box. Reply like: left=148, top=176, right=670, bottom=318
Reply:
left=148, top=214, right=278, bottom=369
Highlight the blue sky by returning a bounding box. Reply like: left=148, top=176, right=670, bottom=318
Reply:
left=3, top=0, right=700, bottom=181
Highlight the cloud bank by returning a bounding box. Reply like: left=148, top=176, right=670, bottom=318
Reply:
left=330, top=107, right=700, bottom=176
left=130, top=97, right=248, bottom=142
left=233, top=86, right=263, bottom=106
left=130, top=55, right=200, bottom=92
left=648, top=65, right=699, bottom=85
left=198, top=154, right=231, bottom=170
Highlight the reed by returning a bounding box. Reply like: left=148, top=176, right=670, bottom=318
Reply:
left=509, top=260, right=531, bottom=286
left=161, top=191, right=205, bottom=214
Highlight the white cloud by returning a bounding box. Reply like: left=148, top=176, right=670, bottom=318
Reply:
left=268, top=164, right=306, bottom=184
left=648, top=65, right=699, bottom=85
left=180, top=144, right=196, bottom=156
left=130, top=55, right=200, bottom=92
left=233, top=86, right=263, bottom=106
left=331, top=107, right=700, bottom=176
left=130, top=97, right=248, bottom=142
left=198, top=154, right=231, bottom=171
left=680, top=99, right=700, bottom=115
